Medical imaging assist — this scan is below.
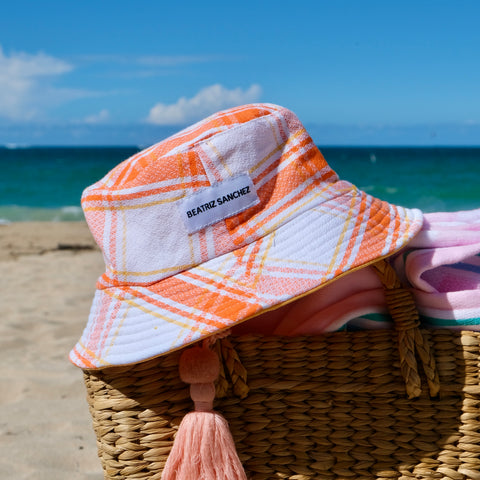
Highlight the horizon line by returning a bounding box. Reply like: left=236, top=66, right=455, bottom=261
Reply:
left=2, top=143, right=480, bottom=149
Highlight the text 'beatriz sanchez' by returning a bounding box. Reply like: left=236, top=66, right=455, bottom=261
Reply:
left=180, top=173, right=260, bottom=233
left=186, top=186, right=252, bottom=218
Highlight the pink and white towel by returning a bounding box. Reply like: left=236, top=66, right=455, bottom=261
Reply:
left=392, top=208, right=480, bottom=330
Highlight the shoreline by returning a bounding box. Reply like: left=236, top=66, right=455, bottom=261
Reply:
left=0, top=221, right=104, bottom=479
left=0, top=221, right=98, bottom=260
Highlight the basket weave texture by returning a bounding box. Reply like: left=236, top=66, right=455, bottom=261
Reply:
left=83, top=262, right=480, bottom=480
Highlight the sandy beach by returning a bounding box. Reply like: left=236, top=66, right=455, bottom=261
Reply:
left=0, top=222, right=105, bottom=479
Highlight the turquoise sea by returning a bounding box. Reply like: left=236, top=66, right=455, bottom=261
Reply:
left=1, top=146, right=479, bottom=222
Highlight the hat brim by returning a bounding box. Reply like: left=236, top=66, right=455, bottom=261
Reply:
left=70, top=186, right=422, bottom=369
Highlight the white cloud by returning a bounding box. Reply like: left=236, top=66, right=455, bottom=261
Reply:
left=146, top=84, right=262, bottom=125
left=0, top=50, right=72, bottom=77
left=83, top=109, right=110, bottom=124
left=0, top=46, right=88, bottom=121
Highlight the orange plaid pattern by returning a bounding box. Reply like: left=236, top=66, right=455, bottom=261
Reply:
left=70, top=104, right=423, bottom=368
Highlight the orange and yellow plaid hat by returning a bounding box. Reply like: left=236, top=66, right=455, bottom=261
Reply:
left=70, top=103, right=423, bottom=369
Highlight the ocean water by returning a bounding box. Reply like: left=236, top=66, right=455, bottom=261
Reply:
left=0, top=146, right=139, bottom=222
left=1, top=146, right=479, bottom=222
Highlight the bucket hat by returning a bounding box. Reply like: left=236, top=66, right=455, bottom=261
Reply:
left=70, top=103, right=423, bottom=369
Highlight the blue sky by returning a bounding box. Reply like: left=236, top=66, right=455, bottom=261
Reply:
left=1, top=0, right=479, bottom=145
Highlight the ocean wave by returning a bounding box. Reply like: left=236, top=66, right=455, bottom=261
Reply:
left=0, top=205, right=85, bottom=222
left=61, top=205, right=83, bottom=215
left=2, top=143, right=31, bottom=149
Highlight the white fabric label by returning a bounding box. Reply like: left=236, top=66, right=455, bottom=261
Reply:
left=180, top=173, right=260, bottom=233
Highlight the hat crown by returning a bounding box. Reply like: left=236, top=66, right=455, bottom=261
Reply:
left=82, top=104, right=337, bottom=287
left=71, top=103, right=422, bottom=369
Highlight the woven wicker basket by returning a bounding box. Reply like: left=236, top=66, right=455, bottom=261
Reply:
left=83, top=260, right=480, bottom=480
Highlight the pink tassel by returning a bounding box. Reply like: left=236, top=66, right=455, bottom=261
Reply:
left=162, top=345, right=247, bottom=480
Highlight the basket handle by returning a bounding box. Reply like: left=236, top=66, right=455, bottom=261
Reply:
left=373, top=259, right=440, bottom=398
left=214, top=337, right=249, bottom=399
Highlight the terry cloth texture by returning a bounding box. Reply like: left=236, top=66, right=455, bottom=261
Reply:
left=230, top=265, right=389, bottom=335
left=232, top=209, right=480, bottom=336
left=393, top=208, right=480, bottom=329
left=70, top=103, right=423, bottom=369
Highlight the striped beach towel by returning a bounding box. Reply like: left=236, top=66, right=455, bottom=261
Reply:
left=393, top=208, right=480, bottom=329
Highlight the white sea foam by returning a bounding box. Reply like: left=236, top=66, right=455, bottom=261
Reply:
left=0, top=205, right=84, bottom=222
left=61, top=205, right=83, bottom=215
left=3, top=143, right=30, bottom=149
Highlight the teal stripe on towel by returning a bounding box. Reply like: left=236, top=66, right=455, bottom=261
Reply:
left=361, top=313, right=392, bottom=322
left=346, top=313, right=393, bottom=331
left=420, top=314, right=480, bottom=327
